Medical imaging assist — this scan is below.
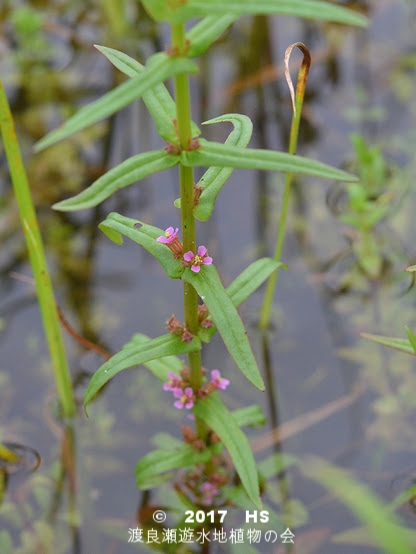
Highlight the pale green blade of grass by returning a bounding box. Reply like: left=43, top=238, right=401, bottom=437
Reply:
left=0, top=79, right=75, bottom=417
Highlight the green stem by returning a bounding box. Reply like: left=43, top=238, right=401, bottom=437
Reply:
left=171, top=24, right=205, bottom=440
left=0, top=79, right=76, bottom=417
left=259, top=43, right=311, bottom=330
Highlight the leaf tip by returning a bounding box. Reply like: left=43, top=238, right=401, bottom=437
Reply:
left=52, top=199, right=70, bottom=211
left=33, top=137, right=47, bottom=153
left=251, top=375, right=265, bottom=392
left=94, top=44, right=107, bottom=55
left=98, top=222, right=124, bottom=245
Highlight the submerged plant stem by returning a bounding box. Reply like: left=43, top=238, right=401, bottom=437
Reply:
left=259, top=43, right=311, bottom=330
left=0, top=79, right=75, bottom=417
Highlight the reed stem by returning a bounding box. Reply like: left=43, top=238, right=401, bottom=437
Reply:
left=0, top=79, right=76, bottom=418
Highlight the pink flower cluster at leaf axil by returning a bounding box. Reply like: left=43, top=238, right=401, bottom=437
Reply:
left=164, top=372, right=195, bottom=410
left=164, top=369, right=230, bottom=410
left=156, top=228, right=212, bottom=273
left=156, top=226, right=179, bottom=244
left=210, top=369, right=230, bottom=390
left=183, top=245, right=212, bottom=273
left=200, top=481, right=220, bottom=504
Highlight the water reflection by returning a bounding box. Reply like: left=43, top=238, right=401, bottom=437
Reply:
left=0, top=442, right=40, bottom=474
left=0, top=441, right=40, bottom=514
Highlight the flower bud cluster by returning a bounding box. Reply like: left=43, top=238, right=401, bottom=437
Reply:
left=165, top=315, right=194, bottom=343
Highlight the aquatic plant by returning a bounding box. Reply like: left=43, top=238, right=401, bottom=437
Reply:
left=326, top=134, right=406, bottom=291
left=30, top=0, right=373, bottom=538
left=0, top=80, right=75, bottom=418
left=259, top=41, right=310, bottom=329
left=335, top=137, right=416, bottom=357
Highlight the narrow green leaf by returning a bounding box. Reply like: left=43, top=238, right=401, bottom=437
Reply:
left=84, top=333, right=201, bottom=409
left=128, top=333, right=184, bottom=381
left=152, top=433, right=184, bottom=450
left=181, top=139, right=358, bottom=182
left=53, top=149, right=179, bottom=211
left=136, top=445, right=211, bottom=490
left=226, top=258, right=285, bottom=307
left=232, top=405, right=266, bottom=428
left=332, top=527, right=416, bottom=550
left=194, top=393, right=262, bottom=509
left=257, top=453, right=299, bottom=480
left=175, top=114, right=254, bottom=220
left=186, top=15, right=237, bottom=57
left=94, top=44, right=144, bottom=78
left=303, top=457, right=415, bottom=554
left=389, top=483, right=416, bottom=514
left=147, top=0, right=367, bottom=27
left=95, top=45, right=200, bottom=142
left=195, top=114, right=253, bottom=221
left=360, top=332, right=415, bottom=356
left=405, top=327, right=416, bottom=355
left=202, top=114, right=253, bottom=150
left=120, top=334, right=184, bottom=382
left=0, top=77, right=76, bottom=417
left=140, top=0, right=173, bottom=22
left=98, top=212, right=184, bottom=279
left=197, top=258, right=282, bottom=344
left=183, top=264, right=264, bottom=390
left=34, top=52, right=198, bottom=151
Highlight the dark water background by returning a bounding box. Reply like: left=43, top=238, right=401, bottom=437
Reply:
left=1, top=1, right=416, bottom=553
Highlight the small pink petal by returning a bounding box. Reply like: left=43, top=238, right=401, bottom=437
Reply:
left=210, top=369, right=230, bottom=390
left=191, top=264, right=201, bottom=273
left=202, top=256, right=212, bottom=265
left=183, top=251, right=194, bottom=262
left=197, top=245, right=207, bottom=257
left=211, top=370, right=220, bottom=380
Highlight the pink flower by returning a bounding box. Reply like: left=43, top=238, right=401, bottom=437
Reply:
left=200, top=482, right=220, bottom=504
left=156, top=227, right=179, bottom=244
left=163, top=371, right=182, bottom=392
left=173, top=387, right=194, bottom=410
left=210, top=369, right=230, bottom=390
left=183, top=246, right=213, bottom=273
